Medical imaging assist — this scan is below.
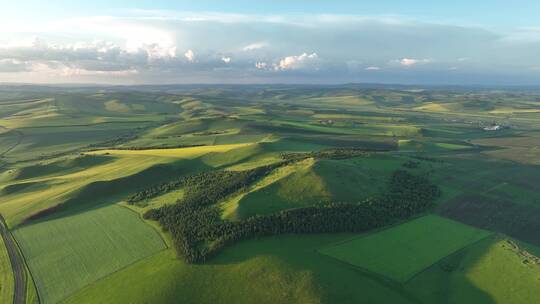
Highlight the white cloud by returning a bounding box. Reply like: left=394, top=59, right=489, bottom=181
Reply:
left=274, top=52, right=319, bottom=71
left=58, top=66, right=139, bottom=77
left=144, top=44, right=177, bottom=61
left=23, top=61, right=139, bottom=77
left=1, top=11, right=540, bottom=84
left=397, top=58, right=432, bottom=67
left=255, top=62, right=268, bottom=69
left=243, top=42, right=268, bottom=51
left=184, top=49, right=195, bottom=62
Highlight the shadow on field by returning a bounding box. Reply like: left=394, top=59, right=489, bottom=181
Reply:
left=19, top=157, right=213, bottom=226
left=437, top=194, right=540, bottom=247
left=405, top=236, right=497, bottom=304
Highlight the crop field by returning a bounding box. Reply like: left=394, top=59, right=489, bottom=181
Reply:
left=1, top=85, right=540, bottom=304
left=13, top=204, right=166, bottom=304
left=320, top=216, right=491, bottom=282
left=0, top=235, right=14, bottom=303
left=87, top=143, right=250, bottom=158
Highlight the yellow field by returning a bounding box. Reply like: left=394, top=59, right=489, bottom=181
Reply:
left=413, top=103, right=454, bottom=112
left=0, top=143, right=252, bottom=227
left=87, top=143, right=251, bottom=158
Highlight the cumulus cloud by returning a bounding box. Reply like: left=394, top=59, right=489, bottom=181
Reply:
left=184, top=49, right=195, bottom=62
left=1, top=11, right=540, bottom=84
left=274, top=52, right=319, bottom=71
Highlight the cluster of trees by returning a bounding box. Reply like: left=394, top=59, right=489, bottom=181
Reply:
left=144, top=169, right=440, bottom=264
left=280, top=148, right=372, bottom=162
left=128, top=163, right=283, bottom=204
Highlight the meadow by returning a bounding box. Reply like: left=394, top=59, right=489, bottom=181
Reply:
left=0, top=84, right=539, bottom=304
left=320, top=215, right=491, bottom=282
left=13, top=205, right=166, bottom=304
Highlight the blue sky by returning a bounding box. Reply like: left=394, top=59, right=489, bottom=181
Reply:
left=1, top=1, right=540, bottom=84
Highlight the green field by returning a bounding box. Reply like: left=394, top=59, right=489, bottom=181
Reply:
left=406, top=236, right=540, bottom=304
left=0, top=235, right=14, bottom=303
left=320, top=216, right=492, bottom=282
left=1, top=85, right=540, bottom=304
left=62, top=234, right=417, bottom=304
left=13, top=205, right=166, bottom=304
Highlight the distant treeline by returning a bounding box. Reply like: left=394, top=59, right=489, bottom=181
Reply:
left=144, top=169, right=440, bottom=264
left=280, top=147, right=373, bottom=161
left=96, top=144, right=207, bottom=152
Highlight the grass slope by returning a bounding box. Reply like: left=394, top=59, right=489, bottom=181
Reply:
left=63, top=235, right=418, bottom=304
left=235, top=154, right=405, bottom=218
left=13, top=205, right=166, bottom=304
left=0, top=144, right=249, bottom=227
left=320, top=215, right=491, bottom=282
left=407, top=236, right=540, bottom=304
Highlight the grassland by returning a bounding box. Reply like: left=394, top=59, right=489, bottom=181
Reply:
left=406, top=236, right=540, bottom=304
left=320, top=216, right=491, bottom=282
left=1, top=85, right=540, bottom=304
left=13, top=205, right=166, bottom=304
left=63, top=235, right=418, bottom=304
left=0, top=143, right=250, bottom=227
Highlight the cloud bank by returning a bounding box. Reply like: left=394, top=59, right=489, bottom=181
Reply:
left=1, top=11, right=540, bottom=84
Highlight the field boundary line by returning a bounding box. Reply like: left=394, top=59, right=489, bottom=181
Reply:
left=404, top=233, right=495, bottom=284
left=318, top=214, right=494, bottom=284
left=315, top=248, right=424, bottom=303
left=117, top=203, right=170, bottom=249
left=317, top=213, right=430, bottom=252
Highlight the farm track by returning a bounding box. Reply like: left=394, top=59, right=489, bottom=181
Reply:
left=0, top=214, right=27, bottom=304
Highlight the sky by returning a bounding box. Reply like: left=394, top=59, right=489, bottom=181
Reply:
left=1, top=0, right=540, bottom=85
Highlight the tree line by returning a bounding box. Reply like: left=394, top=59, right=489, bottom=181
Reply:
left=129, top=148, right=375, bottom=204
left=127, top=162, right=286, bottom=204
left=280, top=148, right=375, bottom=162
left=144, top=168, right=440, bottom=264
